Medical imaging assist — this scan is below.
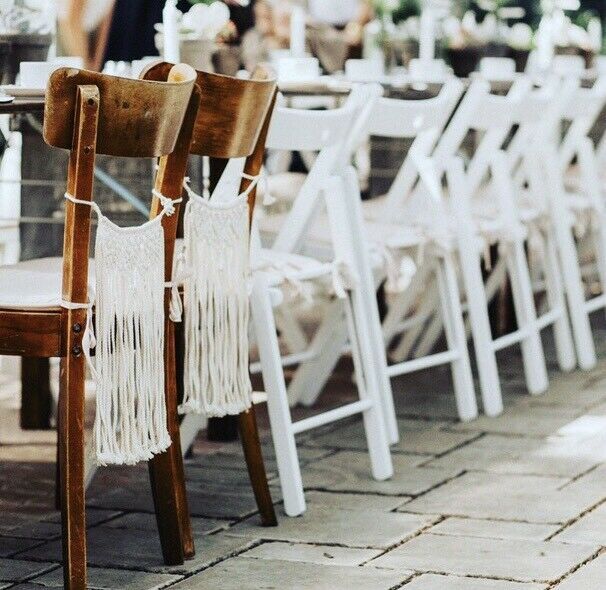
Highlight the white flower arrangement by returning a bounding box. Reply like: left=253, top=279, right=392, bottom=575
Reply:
left=155, top=0, right=230, bottom=41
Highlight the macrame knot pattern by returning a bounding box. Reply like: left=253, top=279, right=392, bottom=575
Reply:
left=64, top=192, right=175, bottom=467
left=179, top=189, right=253, bottom=417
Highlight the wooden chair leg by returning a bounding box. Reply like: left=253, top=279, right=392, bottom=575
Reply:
left=148, top=323, right=194, bottom=563
left=238, top=406, right=277, bottom=527
left=58, top=354, right=87, bottom=590
left=21, top=357, right=52, bottom=430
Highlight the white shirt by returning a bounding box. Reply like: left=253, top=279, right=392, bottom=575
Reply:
left=308, top=0, right=360, bottom=27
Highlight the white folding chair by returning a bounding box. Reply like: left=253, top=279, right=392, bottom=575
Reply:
left=282, top=79, right=482, bottom=425
left=415, top=77, right=579, bottom=382
left=538, top=75, right=606, bottom=368
left=252, top=87, right=394, bottom=517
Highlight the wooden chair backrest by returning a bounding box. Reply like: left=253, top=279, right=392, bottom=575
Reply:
left=44, top=66, right=197, bottom=157
left=142, top=62, right=278, bottom=224
left=42, top=65, right=200, bottom=311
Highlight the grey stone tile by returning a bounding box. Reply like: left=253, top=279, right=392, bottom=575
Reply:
left=0, top=558, right=57, bottom=583
left=43, top=509, right=122, bottom=527
left=371, top=533, right=598, bottom=582
left=554, top=502, right=606, bottom=545
left=304, top=418, right=478, bottom=456
left=449, top=405, right=583, bottom=437
left=425, top=431, right=601, bottom=478
left=6, top=522, right=61, bottom=542
left=241, top=541, right=381, bottom=566
left=302, top=451, right=460, bottom=496
left=402, top=574, right=546, bottom=589
left=228, top=505, right=436, bottom=548
left=552, top=553, right=606, bottom=589
left=0, top=537, right=42, bottom=557
left=305, top=490, right=408, bottom=512
left=32, top=566, right=181, bottom=589
left=187, top=444, right=331, bottom=475
left=102, top=513, right=229, bottom=536
left=429, top=518, right=558, bottom=541
left=403, top=472, right=603, bottom=524
left=19, top=528, right=254, bottom=575
left=87, top=484, right=267, bottom=520
left=170, top=556, right=408, bottom=590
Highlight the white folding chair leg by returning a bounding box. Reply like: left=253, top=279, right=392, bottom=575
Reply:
left=577, top=137, right=606, bottom=323
left=342, top=167, right=399, bottom=444
left=436, top=254, right=479, bottom=421
left=344, top=292, right=393, bottom=480
left=390, top=277, right=440, bottom=362
left=288, top=299, right=348, bottom=407
left=542, top=233, right=577, bottom=371
left=542, top=151, right=596, bottom=369
left=274, top=306, right=309, bottom=354
left=250, top=275, right=306, bottom=517
left=591, top=221, right=606, bottom=315
left=323, top=173, right=396, bottom=458
left=504, top=243, right=549, bottom=394
left=448, top=158, right=503, bottom=416
left=179, top=414, right=207, bottom=456
left=382, top=263, right=431, bottom=344
left=491, top=151, right=548, bottom=395
left=414, top=306, right=444, bottom=359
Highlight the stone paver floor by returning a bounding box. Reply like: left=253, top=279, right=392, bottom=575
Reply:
left=2, top=328, right=606, bottom=589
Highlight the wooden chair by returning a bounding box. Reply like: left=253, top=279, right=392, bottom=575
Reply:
left=0, top=65, right=199, bottom=589
left=143, top=62, right=278, bottom=528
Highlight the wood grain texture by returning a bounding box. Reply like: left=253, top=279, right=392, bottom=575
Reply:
left=43, top=67, right=196, bottom=157
left=144, top=62, right=279, bottom=529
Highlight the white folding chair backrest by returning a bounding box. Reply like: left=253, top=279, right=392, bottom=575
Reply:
left=479, top=57, right=516, bottom=81
left=366, top=78, right=465, bottom=217
left=433, top=77, right=532, bottom=195
left=345, top=58, right=385, bottom=82
left=265, top=93, right=365, bottom=254
left=558, top=76, right=606, bottom=169
left=408, top=58, right=450, bottom=83
left=552, top=54, right=587, bottom=77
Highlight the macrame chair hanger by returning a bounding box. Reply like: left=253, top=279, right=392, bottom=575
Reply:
left=63, top=190, right=181, bottom=466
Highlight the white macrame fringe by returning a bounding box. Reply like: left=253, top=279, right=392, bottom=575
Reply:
left=93, top=214, right=171, bottom=466
left=64, top=192, right=177, bottom=467
left=180, top=191, right=253, bottom=417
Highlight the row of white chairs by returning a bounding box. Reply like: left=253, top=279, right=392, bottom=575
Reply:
left=243, top=68, right=606, bottom=517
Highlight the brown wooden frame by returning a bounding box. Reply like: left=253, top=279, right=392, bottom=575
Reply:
left=0, top=66, right=199, bottom=590
left=143, top=62, right=279, bottom=531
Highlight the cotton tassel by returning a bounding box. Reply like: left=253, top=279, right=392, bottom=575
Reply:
left=93, top=215, right=171, bottom=466
left=180, top=193, right=253, bottom=417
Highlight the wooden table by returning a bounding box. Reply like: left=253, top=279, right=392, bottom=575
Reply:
left=0, top=96, right=44, bottom=115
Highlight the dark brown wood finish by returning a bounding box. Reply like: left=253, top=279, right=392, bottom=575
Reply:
left=143, top=62, right=278, bottom=528
left=0, top=67, right=198, bottom=590
left=148, top=66, right=202, bottom=563
left=20, top=357, right=52, bottom=430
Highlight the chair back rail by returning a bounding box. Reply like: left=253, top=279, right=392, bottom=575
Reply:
left=44, top=67, right=197, bottom=157
left=142, top=62, right=277, bottom=159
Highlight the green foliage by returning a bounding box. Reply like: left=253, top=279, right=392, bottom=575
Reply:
left=393, top=0, right=421, bottom=23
